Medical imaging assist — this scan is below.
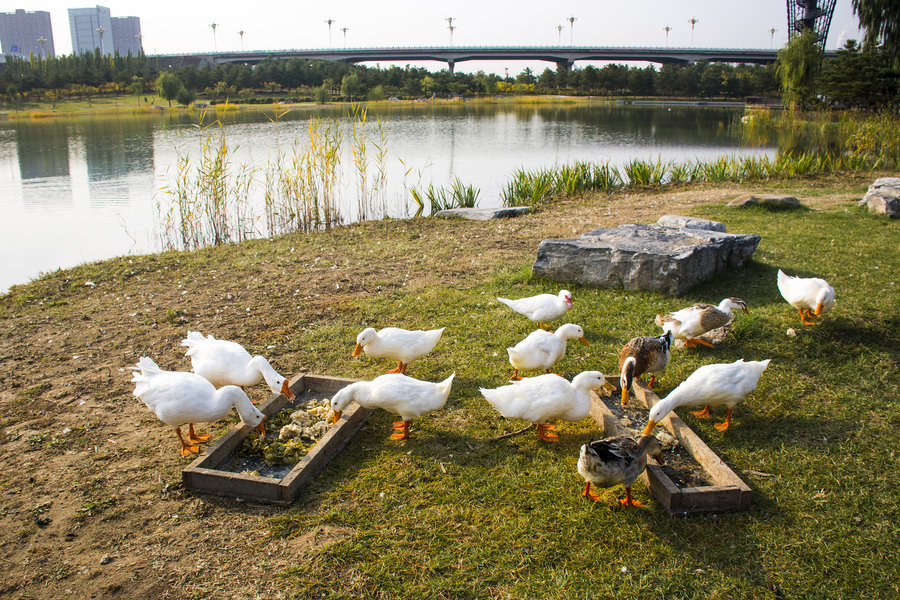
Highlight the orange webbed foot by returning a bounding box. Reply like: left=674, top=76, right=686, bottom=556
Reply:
left=691, top=405, right=712, bottom=419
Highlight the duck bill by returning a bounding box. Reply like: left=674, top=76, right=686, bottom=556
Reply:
left=603, top=382, right=616, bottom=394
left=742, top=307, right=751, bottom=315
left=579, top=336, right=589, bottom=346
left=256, top=419, right=267, bottom=439
left=281, top=380, right=294, bottom=400
left=352, top=344, right=363, bottom=358
left=642, top=420, right=657, bottom=436
left=332, top=410, right=342, bottom=423
left=814, top=303, right=823, bottom=316
left=621, top=387, right=630, bottom=405
left=565, top=298, right=574, bottom=309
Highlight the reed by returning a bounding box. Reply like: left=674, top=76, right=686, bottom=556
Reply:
left=622, top=157, right=668, bottom=186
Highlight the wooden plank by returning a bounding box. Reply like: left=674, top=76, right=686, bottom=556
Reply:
left=182, top=374, right=369, bottom=505
left=589, top=377, right=752, bottom=515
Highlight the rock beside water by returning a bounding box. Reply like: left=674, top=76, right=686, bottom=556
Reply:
left=858, top=177, right=900, bottom=219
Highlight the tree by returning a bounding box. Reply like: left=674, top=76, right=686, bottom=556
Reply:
left=156, top=71, right=181, bottom=107
left=340, top=72, right=365, bottom=100
left=176, top=86, right=195, bottom=107
left=852, top=0, right=900, bottom=64
left=776, top=31, right=823, bottom=109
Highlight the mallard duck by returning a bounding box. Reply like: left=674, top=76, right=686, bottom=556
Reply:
left=497, top=290, right=573, bottom=329
left=577, top=434, right=663, bottom=507
left=643, top=358, right=771, bottom=434
left=353, top=327, right=445, bottom=375
left=330, top=372, right=455, bottom=440
left=776, top=269, right=835, bottom=325
left=130, top=357, right=265, bottom=456
left=655, top=297, right=749, bottom=348
left=480, top=371, right=615, bottom=442
left=506, top=323, right=588, bottom=380
left=619, top=331, right=672, bottom=405
left=181, top=331, right=294, bottom=400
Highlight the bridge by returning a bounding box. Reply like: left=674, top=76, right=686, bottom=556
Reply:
left=150, top=45, right=826, bottom=73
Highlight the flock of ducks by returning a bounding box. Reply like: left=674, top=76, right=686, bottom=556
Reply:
left=131, top=268, right=834, bottom=506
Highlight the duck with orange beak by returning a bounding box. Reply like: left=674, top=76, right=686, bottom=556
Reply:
left=352, top=326, right=444, bottom=375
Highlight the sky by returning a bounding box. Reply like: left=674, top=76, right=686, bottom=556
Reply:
left=11, top=1, right=865, bottom=73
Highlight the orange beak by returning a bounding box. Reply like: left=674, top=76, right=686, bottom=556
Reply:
left=815, top=303, right=823, bottom=315
left=642, top=420, right=656, bottom=436
left=742, top=307, right=751, bottom=315
left=579, top=336, right=589, bottom=346
left=281, top=380, right=294, bottom=400
left=352, top=344, right=363, bottom=358
left=256, top=418, right=266, bottom=439
left=332, top=410, right=342, bottom=423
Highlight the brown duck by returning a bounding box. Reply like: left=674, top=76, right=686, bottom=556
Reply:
left=618, top=330, right=671, bottom=405
left=655, top=298, right=749, bottom=348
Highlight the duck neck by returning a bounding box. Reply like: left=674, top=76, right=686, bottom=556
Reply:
left=226, top=387, right=260, bottom=425
left=249, top=355, right=279, bottom=388
left=716, top=299, right=734, bottom=316
left=621, top=357, right=636, bottom=390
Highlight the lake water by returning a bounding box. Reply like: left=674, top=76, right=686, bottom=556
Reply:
left=0, top=102, right=773, bottom=293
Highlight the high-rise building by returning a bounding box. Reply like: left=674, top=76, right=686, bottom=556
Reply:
left=68, top=5, right=113, bottom=55
left=111, top=16, right=142, bottom=56
left=0, top=9, right=55, bottom=58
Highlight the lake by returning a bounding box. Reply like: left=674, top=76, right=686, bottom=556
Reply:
left=0, top=101, right=773, bottom=293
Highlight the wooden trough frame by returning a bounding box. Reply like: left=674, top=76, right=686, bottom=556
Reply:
left=590, top=378, right=751, bottom=516
left=183, top=374, right=373, bottom=505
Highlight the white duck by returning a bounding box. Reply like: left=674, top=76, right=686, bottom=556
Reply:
left=181, top=331, right=294, bottom=400
left=506, top=323, right=588, bottom=380
left=330, top=372, right=455, bottom=440
left=497, top=290, right=573, bottom=329
left=130, top=357, right=265, bottom=457
left=643, top=359, right=771, bottom=434
left=655, top=297, right=749, bottom=348
left=577, top=434, right=663, bottom=507
left=776, top=269, right=835, bottom=325
left=480, top=371, right=614, bottom=442
left=352, top=327, right=445, bottom=375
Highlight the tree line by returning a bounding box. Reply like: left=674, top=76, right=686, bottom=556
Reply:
left=0, top=44, right=896, bottom=110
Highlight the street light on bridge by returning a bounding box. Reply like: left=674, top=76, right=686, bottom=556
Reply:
left=446, top=17, right=455, bottom=46
left=688, top=17, right=699, bottom=46
left=210, top=22, right=218, bottom=52
left=238, top=30, right=245, bottom=52
left=557, top=25, right=563, bottom=45
left=664, top=26, right=672, bottom=47
left=325, top=19, right=335, bottom=47
left=341, top=27, right=349, bottom=47
left=567, top=15, right=576, bottom=44
left=769, top=27, right=777, bottom=48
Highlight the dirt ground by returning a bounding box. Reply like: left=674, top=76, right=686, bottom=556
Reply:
left=0, top=183, right=863, bottom=599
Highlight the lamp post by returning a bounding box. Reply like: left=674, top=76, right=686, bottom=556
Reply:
left=557, top=25, right=563, bottom=45
left=238, top=30, right=245, bottom=52
left=769, top=27, right=777, bottom=48
left=664, top=26, right=671, bottom=47
left=210, top=22, right=218, bottom=52
left=567, top=15, right=576, bottom=44
left=446, top=17, right=455, bottom=46
left=325, top=19, right=335, bottom=47
left=688, top=17, right=698, bottom=46
left=96, top=26, right=105, bottom=55
left=37, top=36, right=47, bottom=58
left=340, top=27, right=349, bottom=47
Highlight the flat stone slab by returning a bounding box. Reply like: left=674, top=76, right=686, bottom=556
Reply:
left=656, top=215, right=726, bottom=232
left=434, top=206, right=532, bottom=220
left=728, top=194, right=802, bottom=208
left=532, top=224, right=761, bottom=295
left=858, top=177, right=900, bottom=218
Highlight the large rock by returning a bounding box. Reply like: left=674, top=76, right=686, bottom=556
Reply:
left=656, top=215, right=726, bottom=232
left=727, top=194, right=802, bottom=208
left=434, top=206, right=532, bottom=220
left=858, top=177, right=900, bottom=218
left=532, top=224, right=761, bottom=295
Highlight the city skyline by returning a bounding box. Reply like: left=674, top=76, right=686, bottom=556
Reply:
left=4, top=1, right=865, bottom=74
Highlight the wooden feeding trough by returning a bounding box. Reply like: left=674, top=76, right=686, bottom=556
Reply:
left=183, top=374, right=372, bottom=505
left=590, top=378, right=751, bottom=515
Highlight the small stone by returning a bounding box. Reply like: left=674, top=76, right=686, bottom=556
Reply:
left=727, top=194, right=802, bottom=208
left=100, top=556, right=113, bottom=565
left=434, top=207, right=532, bottom=220
left=786, top=328, right=797, bottom=337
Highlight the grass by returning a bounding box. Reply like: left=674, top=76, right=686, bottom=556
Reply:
left=0, top=179, right=897, bottom=598
left=255, top=200, right=898, bottom=598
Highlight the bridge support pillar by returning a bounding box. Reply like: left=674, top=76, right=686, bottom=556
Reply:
left=447, top=59, right=455, bottom=74
left=555, top=58, right=574, bottom=72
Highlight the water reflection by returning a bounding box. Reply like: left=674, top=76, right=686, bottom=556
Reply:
left=16, top=120, right=70, bottom=180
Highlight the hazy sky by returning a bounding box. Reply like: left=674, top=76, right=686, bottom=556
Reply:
left=14, top=1, right=865, bottom=72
